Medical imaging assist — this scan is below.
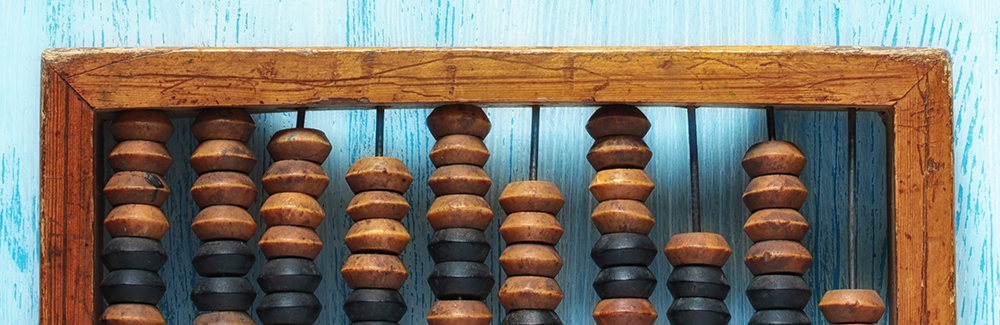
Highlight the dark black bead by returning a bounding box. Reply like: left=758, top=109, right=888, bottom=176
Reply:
left=192, top=240, right=255, bottom=277
left=428, top=261, right=495, bottom=300
left=747, top=310, right=811, bottom=325
left=258, top=258, right=323, bottom=293
left=667, top=265, right=731, bottom=300
left=501, top=309, right=563, bottom=325
left=666, top=297, right=731, bottom=325
left=428, top=228, right=490, bottom=263
left=190, top=277, right=255, bottom=311
left=101, top=237, right=167, bottom=271
left=593, top=266, right=657, bottom=299
left=343, top=289, right=407, bottom=322
left=746, top=275, right=811, bottom=310
left=100, top=269, right=166, bottom=304
left=257, top=292, right=322, bottom=325
left=590, top=233, right=657, bottom=268
left=350, top=323, right=398, bottom=325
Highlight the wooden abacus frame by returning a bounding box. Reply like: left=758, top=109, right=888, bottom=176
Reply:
left=39, top=47, right=954, bottom=324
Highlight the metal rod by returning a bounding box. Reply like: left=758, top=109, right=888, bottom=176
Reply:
left=296, top=108, right=306, bottom=129
left=529, top=106, right=540, bottom=181
left=848, top=108, right=858, bottom=289
left=766, top=107, right=776, bottom=141
left=375, top=106, right=385, bottom=157
left=688, top=107, right=701, bottom=233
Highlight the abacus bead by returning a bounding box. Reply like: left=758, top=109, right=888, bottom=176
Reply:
left=260, top=192, right=326, bottom=229
left=747, top=310, right=811, bottom=325
left=189, top=140, right=256, bottom=174
left=341, top=254, right=409, bottom=290
left=742, top=175, right=808, bottom=212
left=262, top=160, right=330, bottom=197
left=345, top=157, right=414, bottom=193
left=428, top=261, right=495, bottom=300
left=104, top=171, right=170, bottom=207
left=746, top=275, right=811, bottom=310
left=742, top=140, right=807, bottom=178
left=666, top=265, right=730, bottom=300
left=428, top=164, right=492, bottom=196
left=102, top=237, right=167, bottom=271
left=345, top=219, right=411, bottom=254
left=428, top=228, right=490, bottom=263
left=257, top=292, right=322, bottom=325
left=109, top=140, right=173, bottom=175
left=818, top=289, right=886, bottom=324
left=105, top=204, right=169, bottom=239
left=591, top=233, right=657, bottom=268
left=589, top=169, right=654, bottom=202
left=192, top=311, right=254, bottom=325
left=190, top=171, right=257, bottom=209
left=666, top=297, right=731, bottom=325
left=426, top=104, right=491, bottom=139
left=257, top=258, right=322, bottom=293
left=744, top=240, right=813, bottom=276
left=499, top=243, right=563, bottom=277
left=110, top=110, right=174, bottom=143
left=590, top=200, right=655, bottom=235
left=426, top=195, right=494, bottom=231
left=100, top=269, right=166, bottom=305
left=99, top=303, right=166, bottom=325
left=266, top=128, right=332, bottom=163
left=744, top=209, right=810, bottom=242
left=347, top=191, right=410, bottom=221
left=190, top=277, right=255, bottom=311
left=191, top=205, right=258, bottom=241
left=343, top=289, right=407, bottom=322
left=663, top=232, right=732, bottom=267
left=498, top=276, right=564, bottom=310
left=587, top=135, right=652, bottom=170
left=192, top=240, right=255, bottom=277
left=501, top=310, right=563, bottom=325
left=592, top=298, right=658, bottom=325
left=586, top=105, right=650, bottom=139
left=593, top=266, right=657, bottom=299
left=499, top=212, right=564, bottom=245
left=430, top=134, right=490, bottom=167
left=259, top=226, right=323, bottom=260
left=191, top=108, right=255, bottom=142
left=498, top=181, right=565, bottom=215
left=426, top=300, right=493, bottom=325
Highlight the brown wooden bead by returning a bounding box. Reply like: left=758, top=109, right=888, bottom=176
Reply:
left=266, top=128, right=332, bottom=163
left=190, top=171, right=257, bottom=208
left=191, top=205, right=257, bottom=241
left=426, top=104, right=491, bottom=139
left=499, top=243, right=563, bottom=277
left=192, top=311, right=255, bottom=325
left=430, top=134, right=490, bottom=167
left=260, top=192, right=325, bottom=229
left=744, top=208, right=810, bottom=242
left=591, top=199, right=655, bottom=235
left=99, top=303, right=166, bottom=325
left=345, top=219, right=411, bottom=254
left=104, top=171, right=170, bottom=207
left=262, top=160, right=330, bottom=197
left=426, top=194, right=494, bottom=231
left=743, top=174, right=808, bottom=212
left=586, top=105, right=650, bottom=139
left=259, top=226, right=323, bottom=259
left=499, top=212, right=563, bottom=245
left=498, top=276, right=564, bottom=310
left=191, top=108, right=255, bottom=142
left=347, top=191, right=410, bottom=221
left=189, top=140, right=256, bottom=174
left=819, top=289, right=886, bottom=324
left=426, top=300, right=492, bottom=325
left=498, top=181, right=564, bottom=215
left=663, top=232, right=732, bottom=267
left=109, top=110, right=174, bottom=143
left=743, top=140, right=807, bottom=178
left=345, top=157, right=414, bottom=193
left=109, top=140, right=172, bottom=175
left=588, top=135, right=652, bottom=170
left=593, top=298, right=658, bottom=325
left=428, top=164, right=491, bottom=196
left=744, top=240, right=812, bottom=275
left=105, top=204, right=169, bottom=239
left=589, top=168, right=654, bottom=202
left=341, top=254, right=409, bottom=290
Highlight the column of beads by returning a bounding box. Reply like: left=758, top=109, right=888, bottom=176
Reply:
left=497, top=182, right=566, bottom=325
left=100, top=110, right=173, bottom=325
left=255, top=125, right=333, bottom=324
left=187, top=108, right=258, bottom=325
left=424, top=104, right=495, bottom=325
left=662, top=234, right=732, bottom=324
left=741, top=141, right=813, bottom=325
left=585, top=105, right=658, bottom=325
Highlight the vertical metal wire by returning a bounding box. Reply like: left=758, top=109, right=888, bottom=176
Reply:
left=296, top=107, right=306, bottom=128
left=688, top=107, right=701, bottom=233
left=766, top=107, right=776, bottom=141
left=529, top=106, right=540, bottom=181
left=848, top=108, right=858, bottom=289
left=375, top=106, right=385, bottom=157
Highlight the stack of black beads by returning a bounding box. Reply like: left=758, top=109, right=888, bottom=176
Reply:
left=662, top=233, right=732, bottom=324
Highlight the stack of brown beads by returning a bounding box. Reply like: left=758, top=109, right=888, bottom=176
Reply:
left=100, top=110, right=173, bottom=325
left=187, top=108, right=258, bottom=325
left=741, top=140, right=813, bottom=325
left=342, top=157, right=413, bottom=324
left=662, top=233, right=732, bottom=324
left=497, top=181, right=566, bottom=325
left=424, top=104, right=495, bottom=325
left=256, top=125, right=333, bottom=324
left=585, top=105, right=658, bottom=325
left=819, top=289, right=886, bottom=325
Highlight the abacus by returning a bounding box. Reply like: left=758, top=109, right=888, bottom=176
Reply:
left=40, top=47, right=954, bottom=324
